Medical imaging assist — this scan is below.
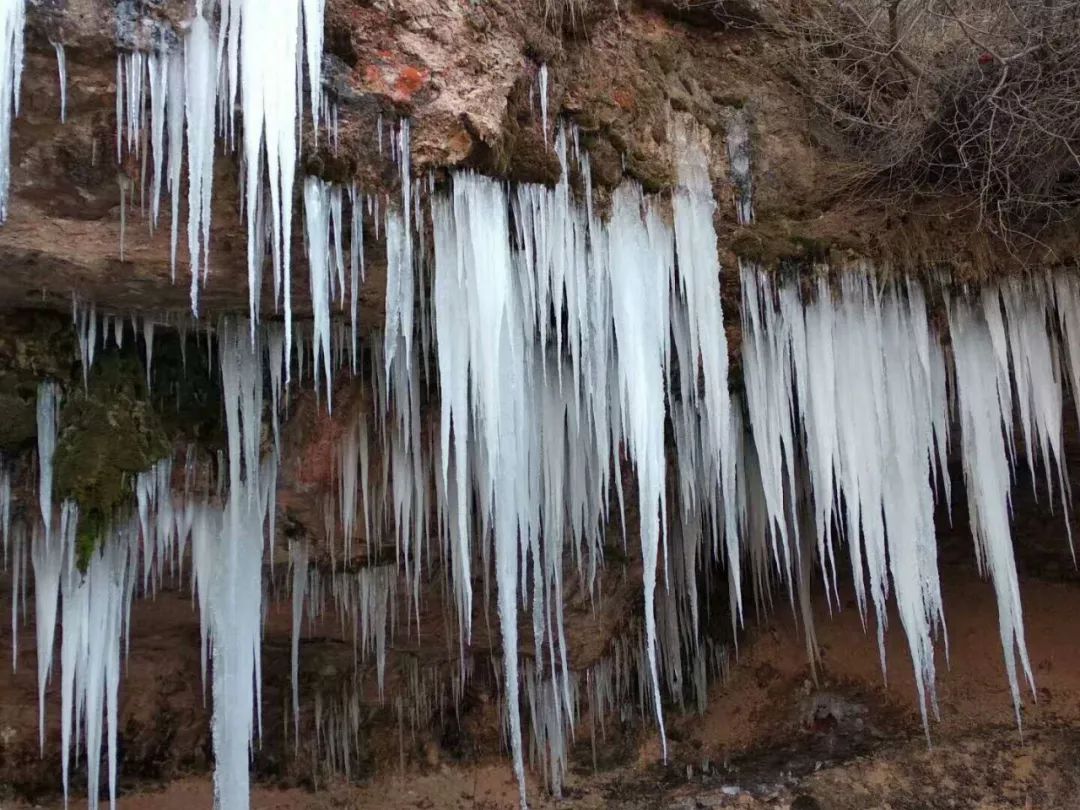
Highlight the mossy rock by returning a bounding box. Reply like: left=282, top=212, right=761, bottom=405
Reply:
left=0, top=309, right=77, bottom=380
left=54, top=352, right=170, bottom=521
left=0, top=380, right=41, bottom=449
left=75, top=509, right=109, bottom=571
left=0, top=309, right=76, bottom=451
left=730, top=225, right=837, bottom=267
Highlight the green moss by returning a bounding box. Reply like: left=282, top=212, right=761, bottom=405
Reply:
left=54, top=352, right=170, bottom=538
left=0, top=381, right=40, bottom=449
left=0, top=310, right=77, bottom=380
left=0, top=312, right=225, bottom=564
left=75, top=509, right=107, bottom=572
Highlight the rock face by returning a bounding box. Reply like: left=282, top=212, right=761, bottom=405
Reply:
left=0, top=2, right=1079, bottom=808
left=9, top=0, right=1069, bottom=324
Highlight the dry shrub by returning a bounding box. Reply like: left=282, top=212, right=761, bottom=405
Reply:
left=783, top=0, right=1080, bottom=251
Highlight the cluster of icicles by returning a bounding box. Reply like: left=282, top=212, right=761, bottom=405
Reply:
left=0, top=2, right=1076, bottom=810
left=0, top=0, right=340, bottom=360
left=16, top=124, right=1080, bottom=810
left=10, top=324, right=278, bottom=810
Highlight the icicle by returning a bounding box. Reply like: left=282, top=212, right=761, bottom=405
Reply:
left=290, top=542, right=308, bottom=749
left=115, top=55, right=123, bottom=163
left=32, top=512, right=66, bottom=753
left=192, top=318, right=275, bottom=810
left=0, top=0, right=25, bottom=221
left=185, top=13, right=216, bottom=316
left=431, top=172, right=529, bottom=807
left=742, top=270, right=950, bottom=732
left=166, top=51, right=184, bottom=282
left=538, top=64, right=549, bottom=145
left=739, top=265, right=798, bottom=592
left=147, top=51, right=167, bottom=230
left=223, top=0, right=302, bottom=360
left=143, top=317, right=155, bottom=389
left=10, top=521, right=23, bottom=669
left=384, top=121, right=414, bottom=380
left=37, top=381, right=59, bottom=541
left=302, top=0, right=326, bottom=134
left=348, top=183, right=365, bottom=370
left=670, top=118, right=737, bottom=620
left=999, top=280, right=1069, bottom=529
left=59, top=511, right=131, bottom=810
left=608, top=182, right=671, bottom=761
left=304, top=176, right=333, bottom=407
left=53, top=41, right=67, bottom=123
left=73, top=297, right=98, bottom=387
left=331, top=184, right=345, bottom=306
left=949, top=297, right=1035, bottom=728
left=0, top=462, right=8, bottom=562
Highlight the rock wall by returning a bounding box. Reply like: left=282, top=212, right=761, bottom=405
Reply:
left=0, top=2, right=1079, bottom=807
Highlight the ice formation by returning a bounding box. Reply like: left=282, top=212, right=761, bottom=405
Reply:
left=184, top=12, right=215, bottom=315
left=53, top=41, right=66, bottom=123
left=432, top=171, right=531, bottom=806
left=19, top=266, right=1080, bottom=810
left=304, top=176, right=334, bottom=406
left=670, top=119, right=737, bottom=628
left=0, top=0, right=24, bottom=221
left=950, top=295, right=1037, bottom=727
left=741, top=269, right=951, bottom=730
left=59, top=511, right=134, bottom=810
left=195, top=319, right=276, bottom=810
left=538, top=63, right=549, bottom=144
left=37, top=381, right=58, bottom=541
left=3, top=9, right=1080, bottom=807
left=89, top=2, right=329, bottom=336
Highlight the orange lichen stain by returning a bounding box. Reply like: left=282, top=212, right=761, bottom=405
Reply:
left=613, top=87, right=635, bottom=111
left=362, top=60, right=429, bottom=103
left=393, top=65, right=430, bottom=101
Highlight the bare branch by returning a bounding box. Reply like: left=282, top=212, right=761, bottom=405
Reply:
left=779, top=0, right=1080, bottom=251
